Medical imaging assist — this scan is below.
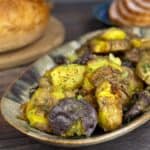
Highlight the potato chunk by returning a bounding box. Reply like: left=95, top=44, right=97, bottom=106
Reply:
left=101, top=28, right=127, bottom=40
left=136, top=51, right=150, bottom=85
left=96, top=81, right=122, bottom=131
left=86, top=56, right=122, bottom=72
left=50, top=64, right=86, bottom=90
left=89, top=39, right=130, bottom=53
left=26, top=107, right=50, bottom=132
left=82, top=55, right=122, bottom=92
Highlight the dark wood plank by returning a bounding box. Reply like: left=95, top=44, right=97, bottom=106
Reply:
left=0, top=1, right=149, bottom=150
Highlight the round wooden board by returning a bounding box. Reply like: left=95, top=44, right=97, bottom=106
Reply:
left=0, top=16, right=65, bottom=70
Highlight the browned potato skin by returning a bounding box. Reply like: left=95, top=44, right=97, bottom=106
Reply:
left=125, top=88, right=150, bottom=120
left=91, top=66, right=143, bottom=107
left=124, top=67, right=143, bottom=93
left=89, top=39, right=131, bottom=54
left=136, top=51, right=150, bottom=85
left=91, top=66, right=130, bottom=107
left=82, top=94, right=98, bottom=110
left=124, top=48, right=140, bottom=63
left=96, top=81, right=123, bottom=131
left=91, top=66, right=122, bottom=87
left=98, top=103, right=122, bottom=131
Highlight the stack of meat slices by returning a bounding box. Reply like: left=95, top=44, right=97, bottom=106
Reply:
left=109, top=0, right=150, bottom=26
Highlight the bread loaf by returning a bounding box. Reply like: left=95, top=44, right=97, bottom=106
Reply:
left=0, top=0, right=50, bottom=52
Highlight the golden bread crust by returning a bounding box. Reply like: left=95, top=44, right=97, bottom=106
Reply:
left=0, top=0, right=50, bottom=52
left=0, top=0, right=49, bottom=34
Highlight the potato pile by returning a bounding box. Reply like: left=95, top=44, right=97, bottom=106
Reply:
left=21, top=28, right=150, bottom=137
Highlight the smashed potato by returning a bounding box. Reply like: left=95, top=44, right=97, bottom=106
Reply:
left=89, top=39, right=130, bottom=53
left=82, top=55, right=122, bottom=93
left=26, top=106, right=51, bottom=132
left=49, top=64, right=86, bottom=90
left=96, top=81, right=122, bottom=131
left=136, top=51, right=150, bottom=85
left=101, top=28, right=127, bottom=40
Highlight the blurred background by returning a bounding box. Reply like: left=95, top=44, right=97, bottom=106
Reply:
left=50, top=0, right=107, bottom=41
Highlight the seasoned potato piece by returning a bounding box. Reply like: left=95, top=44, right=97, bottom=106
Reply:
left=82, top=55, right=122, bottom=92
left=136, top=51, right=150, bottom=85
left=125, top=89, right=150, bottom=120
left=89, top=38, right=130, bottom=53
left=140, top=39, right=150, bottom=50
left=24, top=88, right=53, bottom=132
left=96, top=81, right=122, bottom=131
left=91, top=66, right=143, bottom=107
left=49, top=64, right=86, bottom=90
left=98, top=104, right=122, bottom=132
left=25, top=87, right=65, bottom=132
left=124, top=67, right=143, bottom=96
left=49, top=87, right=65, bottom=102
left=83, top=94, right=98, bottom=109
left=89, top=39, right=110, bottom=53
left=91, top=66, right=123, bottom=87
left=101, top=28, right=127, bottom=40
left=82, top=72, right=95, bottom=92
left=124, top=48, right=140, bottom=63
left=29, top=88, right=52, bottom=107
left=50, top=86, right=77, bottom=101
left=86, top=56, right=122, bottom=72
left=62, top=120, right=85, bottom=137
left=49, top=98, right=97, bottom=137
left=26, top=106, right=51, bottom=132
left=131, top=38, right=142, bottom=48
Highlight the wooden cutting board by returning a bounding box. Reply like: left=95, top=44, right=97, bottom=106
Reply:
left=0, top=16, right=65, bottom=70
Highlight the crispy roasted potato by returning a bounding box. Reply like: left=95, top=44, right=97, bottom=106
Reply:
left=89, top=38, right=130, bottom=53
left=26, top=106, right=51, bottom=132
left=49, top=87, right=65, bottom=102
left=124, top=48, right=140, bottom=63
left=28, top=88, right=52, bottom=107
left=83, top=94, right=98, bottom=109
left=86, top=55, right=122, bottom=72
left=82, top=72, right=95, bottom=92
left=49, top=64, right=86, bottom=90
left=96, top=81, right=122, bottom=131
left=124, top=67, right=143, bottom=96
left=101, top=28, right=127, bottom=40
left=82, top=55, right=122, bottom=92
left=125, top=89, right=150, bottom=120
left=91, top=65, right=143, bottom=107
left=24, top=88, right=53, bottom=132
left=130, top=38, right=142, bottom=48
left=49, top=98, right=97, bottom=137
left=136, top=51, right=150, bottom=85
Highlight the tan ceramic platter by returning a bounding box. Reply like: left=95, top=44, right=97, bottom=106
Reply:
left=1, top=28, right=150, bottom=147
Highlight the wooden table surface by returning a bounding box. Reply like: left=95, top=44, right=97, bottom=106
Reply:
left=0, top=1, right=149, bottom=150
